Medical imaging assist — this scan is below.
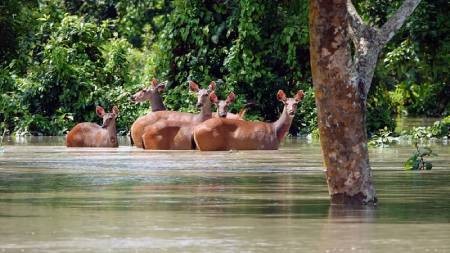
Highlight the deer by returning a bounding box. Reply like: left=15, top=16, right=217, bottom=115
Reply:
left=66, top=106, right=119, bottom=147
left=141, top=119, right=196, bottom=150
left=209, top=91, right=253, bottom=120
left=193, top=90, right=304, bottom=151
left=141, top=90, right=243, bottom=150
left=130, top=80, right=215, bottom=148
left=209, top=91, right=240, bottom=119
left=130, top=78, right=166, bottom=112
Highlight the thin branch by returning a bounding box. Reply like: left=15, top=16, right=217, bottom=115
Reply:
left=379, top=0, right=422, bottom=45
left=346, top=0, right=365, bottom=33
left=347, top=0, right=370, bottom=46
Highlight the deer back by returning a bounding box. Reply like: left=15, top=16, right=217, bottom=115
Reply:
left=142, top=120, right=195, bottom=150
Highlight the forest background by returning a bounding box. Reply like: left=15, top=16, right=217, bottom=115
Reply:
left=0, top=0, right=448, bottom=136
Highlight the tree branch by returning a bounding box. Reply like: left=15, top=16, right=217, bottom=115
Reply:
left=346, top=0, right=367, bottom=42
left=346, top=0, right=365, bottom=33
left=379, top=0, right=422, bottom=45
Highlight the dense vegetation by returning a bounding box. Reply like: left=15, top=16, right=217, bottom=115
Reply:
left=1, top=0, right=448, bottom=136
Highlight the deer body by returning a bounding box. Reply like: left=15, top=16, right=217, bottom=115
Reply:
left=214, top=113, right=241, bottom=120
left=194, top=90, right=304, bottom=151
left=131, top=81, right=215, bottom=148
left=66, top=106, right=119, bottom=148
left=142, top=120, right=196, bottom=150
left=140, top=89, right=241, bottom=150
left=194, top=119, right=279, bottom=150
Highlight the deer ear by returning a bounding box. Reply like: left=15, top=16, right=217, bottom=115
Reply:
left=277, top=90, right=287, bottom=102
left=208, top=81, right=216, bottom=91
left=96, top=106, right=105, bottom=117
left=189, top=81, right=199, bottom=92
left=112, top=106, right=119, bottom=116
left=295, top=90, right=305, bottom=102
left=151, top=78, right=158, bottom=88
left=209, top=91, right=218, bottom=103
left=226, top=92, right=236, bottom=103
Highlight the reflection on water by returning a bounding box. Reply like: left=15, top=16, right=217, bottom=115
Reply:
left=0, top=137, right=449, bottom=252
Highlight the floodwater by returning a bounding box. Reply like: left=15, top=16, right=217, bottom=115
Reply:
left=0, top=136, right=449, bottom=253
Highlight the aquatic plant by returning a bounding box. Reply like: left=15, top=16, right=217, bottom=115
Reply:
left=402, top=116, right=450, bottom=140
left=404, top=142, right=436, bottom=170
left=369, top=127, right=396, bottom=147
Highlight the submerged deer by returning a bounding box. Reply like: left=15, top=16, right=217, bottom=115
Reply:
left=210, top=91, right=239, bottom=119
left=131, top=80, right=215, bottom=148
left=66, top=106, right=119, bottom=147
left=131, top=78, right=166, bottom=112
left=194, top=90, right=304, bottom=151
left=142, top=90, right=239, bottom=150
left=210, top=91, right=249, bottom=120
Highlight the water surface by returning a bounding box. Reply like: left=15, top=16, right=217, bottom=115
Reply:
left=0, top=137, right=449, bottom=252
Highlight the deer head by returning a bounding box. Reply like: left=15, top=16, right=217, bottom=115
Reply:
left=189, top=80, right=216, bottom=108
left=277, top=90, right=305, bottom=117
left=130, top=78, right=166, bottom=103
left=210, top=91, right=236, bottom=117
left=97, top=106, right=119, bottom=128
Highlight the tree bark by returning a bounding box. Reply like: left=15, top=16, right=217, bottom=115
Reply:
left=309, top=0, right=376, bottom=205
left=309, top=0, right=421, bottom=205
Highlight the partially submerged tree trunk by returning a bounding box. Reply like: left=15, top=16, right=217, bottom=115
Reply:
left=309, top=0, right=421, bottom=205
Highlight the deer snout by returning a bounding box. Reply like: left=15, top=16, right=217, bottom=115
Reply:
left=218, top=111, right=227, bottom=117
left=288, top=109, right=298, bottom=116
left=196, top=102, right=203, bottom=108
left=130, top=95, right=137, bottom=103
left=287, top=107, right=296, bottom=116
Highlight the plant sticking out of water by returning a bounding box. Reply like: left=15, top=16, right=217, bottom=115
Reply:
left=369, top=127, right=396, bottom=147
left=404, top=142, right=437, bottom=170
left=403, top=116, right=450, bottom=140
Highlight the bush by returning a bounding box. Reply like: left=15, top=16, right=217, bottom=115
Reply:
left=367, top=86, right=397, bottom=134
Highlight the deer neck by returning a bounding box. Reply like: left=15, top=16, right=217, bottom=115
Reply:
left=150, top=94, right=165, bottom=112
left=106, top=121, right=118, bottom=143
left=195, top=99, right=213, bottom=122
left=272, top=106, right=294, bottom=141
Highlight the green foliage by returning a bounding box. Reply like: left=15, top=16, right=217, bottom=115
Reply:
left=364, top=0, right=450, bottom=117
left=404, top=143, right=436, bottom=170
left=369, top=127, right=395, bottom=147
left=0, top=9, right=154, bottom=135
left=155, top=0, right=312, bottom=131
left=404, top=116, right=450, bottom=139
left=293, top=87, right=317, bottom=135
left=389, top=82, right=447, bottom=116
left=367, top=86, right=397, bottom=134
left=0, top=0, right=448, bottom=138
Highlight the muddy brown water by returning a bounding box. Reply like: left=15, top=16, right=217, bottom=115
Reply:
left=0, top=136, right=449, bottom=252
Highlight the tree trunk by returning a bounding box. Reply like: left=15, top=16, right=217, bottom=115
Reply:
left=308, top=0, right=421, bottom=205
left=309, top=0, right=376, bottom=205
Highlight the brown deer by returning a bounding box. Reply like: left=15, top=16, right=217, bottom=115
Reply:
left=141, top=90, right=242, bottom=150
left=130, top=78, right=166, bottom=112
left=130, top=80, right=215, bottom=148
left=193, top=90, right=304, bottom=151
left=209, top=91, right=251, bottom=120
left=141, top=120, right=195, bottom=150
left=66, top=106, right=119, bottom=147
